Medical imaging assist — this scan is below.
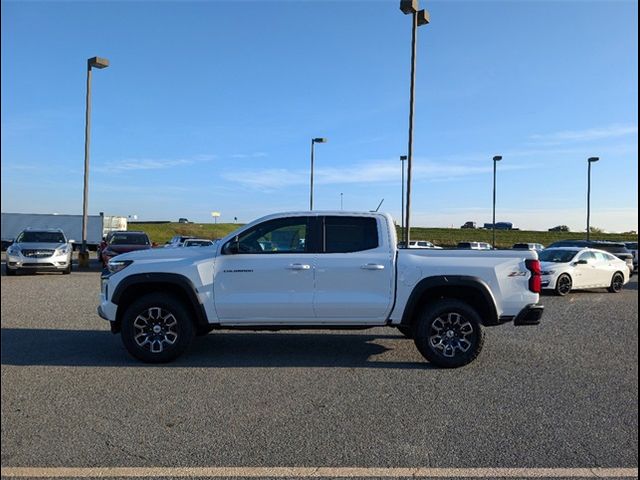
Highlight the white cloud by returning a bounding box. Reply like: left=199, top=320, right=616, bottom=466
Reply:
left=221, top=159, right=534, bottom=190
left=529, top=124, right=638, bottom=145
left=230, top=152, right=268, bottom=159
left=95, top=154, right=216, bottom=173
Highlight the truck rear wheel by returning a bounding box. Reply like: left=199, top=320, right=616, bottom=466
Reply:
left=121, top=293, right=195, bottom=363
left=413, top=299, right=484, bottom=368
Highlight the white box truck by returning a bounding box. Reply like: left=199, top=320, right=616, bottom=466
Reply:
left=1, top=213, right=127, bottom=250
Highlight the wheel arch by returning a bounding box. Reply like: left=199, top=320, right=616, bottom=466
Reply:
left=111, top=273, right=209, bottom=333
left=400, top=276, right=499, bottom=327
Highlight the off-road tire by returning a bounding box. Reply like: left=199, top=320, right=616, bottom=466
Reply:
left=413, top=299, right=485, bottom=368
left=397, top=325, right=414, bottom=339
left=121, top=293, right=195, bottom=363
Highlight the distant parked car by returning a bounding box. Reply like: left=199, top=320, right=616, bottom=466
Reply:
left=546, top=240, right=634, bottom=275
left=457, top=242, right=492, bottom=250
left=406, top=240, right=443, bottom=249
left=178, top=218, right=190, bottom=224
left=97, top=231, right=123, bottom=261
left=484, top=222, right=513, bottom=230
left=460, top=221, right=476, bottom=229
left=100, top=231, right=151, bottom=266
left=548, top=225, right=570, bottom=232
left=539, top=247, right=629, bottom=296
left=165, top=235, right=196, bottom=248
left=512, top=243, right=544, bottom=251
left=5, top=228, right=72, bottom=275
left=182, top=238, right=215, bottom=247
left=624, top=242, right=638, bottom=272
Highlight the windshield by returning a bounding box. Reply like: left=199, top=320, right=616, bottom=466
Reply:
left=16, top=231, right=66, bottom=243
left=109, top=233, right=150, bottom=245
left=539, top=249, right=578, bottom=263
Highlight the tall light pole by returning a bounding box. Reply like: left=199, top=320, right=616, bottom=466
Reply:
left=586, top=157, right=600, bottom=241
left=400, top=155, right=407, bottom=244
left=340, top=192, right=344, bottom=210
left=492, top=155, right=502, bottom=250
left=310, top=137, right=327, bottom=211
left=400, top=0, right=429, bottom=247
left=80, top=56, right=109, bottom=267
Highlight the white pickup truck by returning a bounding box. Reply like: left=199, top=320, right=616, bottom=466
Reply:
left=98, top=211, right=543, bottom=368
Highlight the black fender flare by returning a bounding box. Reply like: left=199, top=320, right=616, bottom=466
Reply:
left=111, top=272, right=209, bottom=330
left=400, top=275, right=499, bottom=326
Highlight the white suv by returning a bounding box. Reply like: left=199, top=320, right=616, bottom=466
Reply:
left=5, top=228, right=73, bottom=275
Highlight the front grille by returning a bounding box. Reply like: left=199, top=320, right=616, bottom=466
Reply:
left=23, top=262, right=54, bottom=267
left=22, top=249, right=55, bottom=258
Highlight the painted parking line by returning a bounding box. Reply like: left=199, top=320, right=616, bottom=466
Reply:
left=0, top=467, right=638, bottom=478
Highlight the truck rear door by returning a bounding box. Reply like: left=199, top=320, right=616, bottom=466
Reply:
left=313, top=215, right=394, bottom=323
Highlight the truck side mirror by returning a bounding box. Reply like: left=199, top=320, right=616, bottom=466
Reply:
left=224, top=236, right=240, bottom=255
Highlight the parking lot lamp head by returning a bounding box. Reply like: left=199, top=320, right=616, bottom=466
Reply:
left=400, top=0, right=419, bottom=14
left=88, top=57, right=109, bottom=69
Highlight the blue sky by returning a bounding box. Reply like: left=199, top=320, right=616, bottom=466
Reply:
left=1, top=0, right=638, bottom=232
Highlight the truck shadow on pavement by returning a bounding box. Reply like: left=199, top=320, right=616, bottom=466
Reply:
left=0, top=328, right=432, bottom=369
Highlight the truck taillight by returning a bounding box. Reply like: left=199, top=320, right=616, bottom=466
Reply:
left=525, top=259, right=541, bottom=293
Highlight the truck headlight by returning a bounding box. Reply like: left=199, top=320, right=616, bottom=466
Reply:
left=7, top=245, right=21, bottom=256
left=540, top=270, right=555, bottom=275
left=56, top=245, right=71, bottom=255
left=108, top=259, right=133, bottom=274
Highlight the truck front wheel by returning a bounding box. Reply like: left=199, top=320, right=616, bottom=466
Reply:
left=413, top=299, right=485, bottom=368
left=121, top=293, right=195, bottom=363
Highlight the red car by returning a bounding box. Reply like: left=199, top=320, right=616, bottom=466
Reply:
left=100, top=231, right=152, bottom=266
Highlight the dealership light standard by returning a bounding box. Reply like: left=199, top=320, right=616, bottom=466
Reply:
left=492, top=155, right=502, bottom=250
left=80, top=56, right=109, bottom=267
left=400, top=0, right=429, bottom=246
left=586, top=157, right=600, bottom=241
left=310, top=137, right=327, bottom=210
left=400, top=155, right=407, bottom=242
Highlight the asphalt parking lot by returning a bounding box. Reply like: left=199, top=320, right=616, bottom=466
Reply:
left=1, top=256, right=638, bottom=479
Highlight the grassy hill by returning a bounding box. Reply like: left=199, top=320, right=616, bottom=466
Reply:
left=131, top=222, right=637, bottom=249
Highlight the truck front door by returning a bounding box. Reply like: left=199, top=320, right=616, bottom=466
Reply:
left=213, top=216, right=316, bottom=322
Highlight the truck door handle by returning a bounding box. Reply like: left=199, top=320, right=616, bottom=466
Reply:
left=361, top=263, right=385, bottom=270
left=287, top=264, right=311, bottom=270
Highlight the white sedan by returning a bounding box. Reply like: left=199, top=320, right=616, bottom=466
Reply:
left=539, top=247, right=630, bottom=296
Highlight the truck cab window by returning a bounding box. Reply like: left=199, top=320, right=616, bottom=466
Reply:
left=323, top=216, right=378, bottom=253
left=223, top=217, right=309, bottom=254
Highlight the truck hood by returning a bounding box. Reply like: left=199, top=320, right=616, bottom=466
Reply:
left=112, top=245, right=217, bottom=262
